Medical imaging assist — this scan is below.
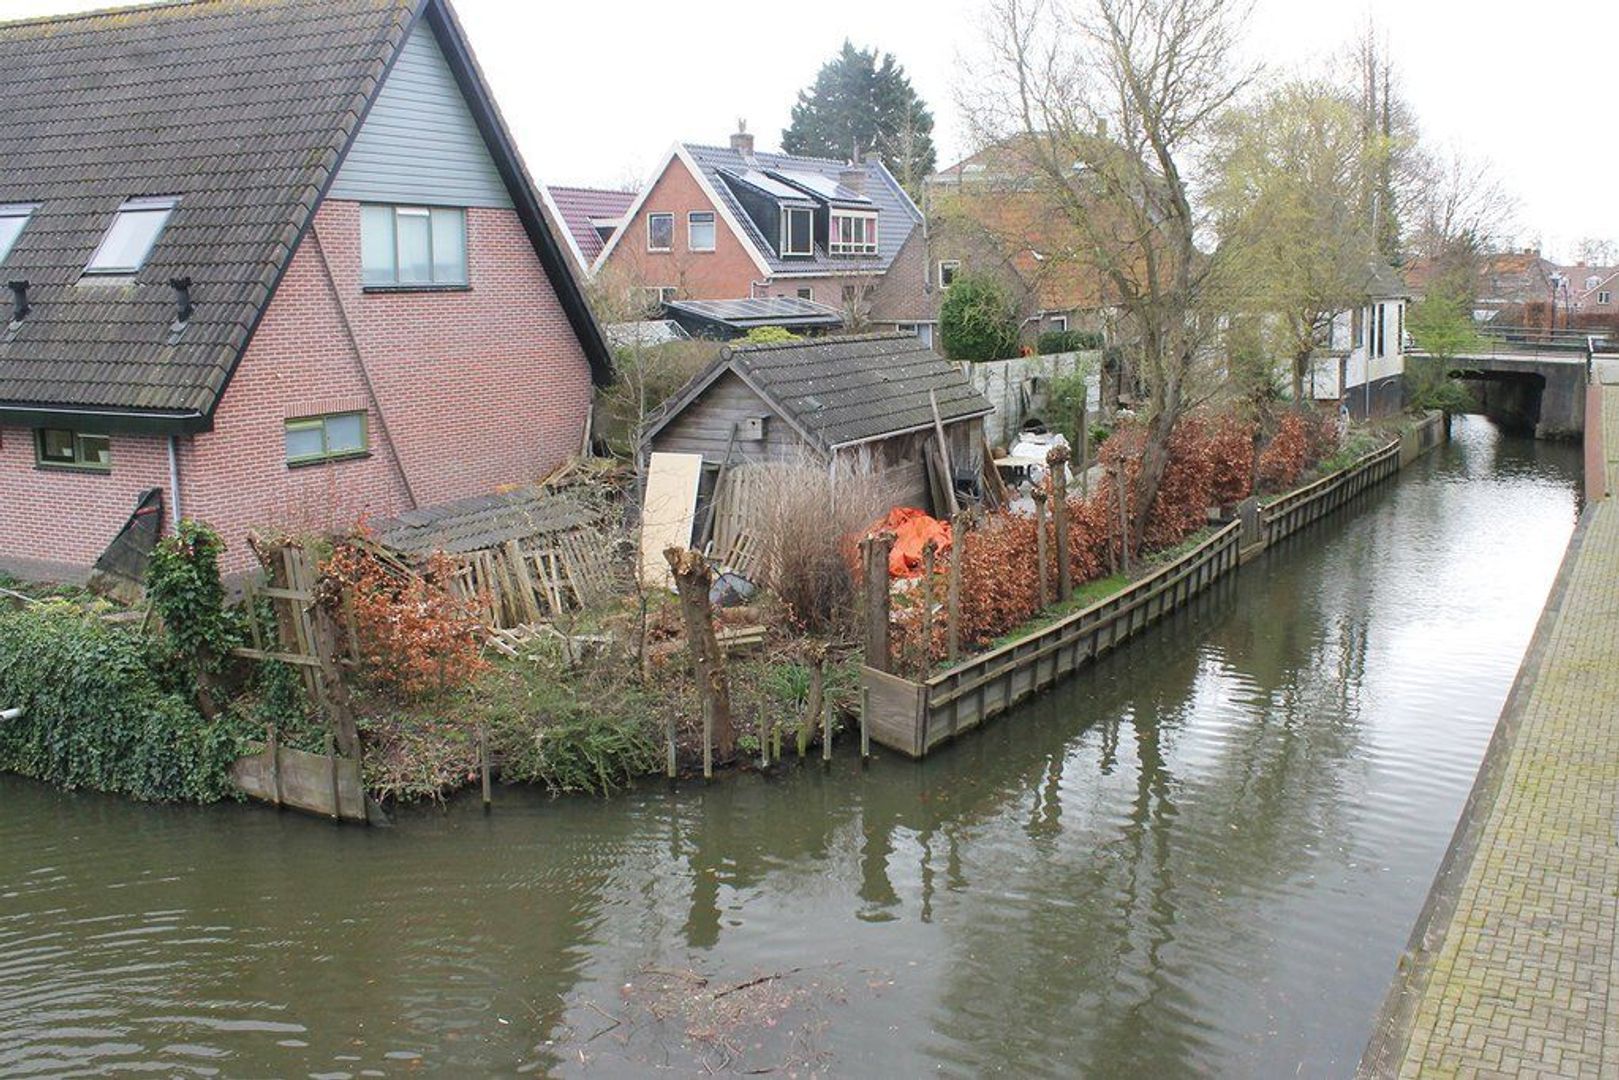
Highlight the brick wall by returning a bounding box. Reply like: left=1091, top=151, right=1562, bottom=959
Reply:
left=599, top=155, right=764, bottom=300
left=0, top=200, right=594, bottom=577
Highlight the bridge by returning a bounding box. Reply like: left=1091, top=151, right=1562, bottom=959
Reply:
left=1411, top=327, right=1612, bottom=439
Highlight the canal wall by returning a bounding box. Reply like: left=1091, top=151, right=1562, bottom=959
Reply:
left=861, top=412, right=1448, bottom=759
left=1358, top=379, right=1618, bottom=1077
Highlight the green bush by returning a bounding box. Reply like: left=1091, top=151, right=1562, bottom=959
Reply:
left=741, top=325, right=801, bottom=345
left=0, top=605, right=249, bottom=801
left=498, top=708, right=660, bottom=796
left=939, top=273, right=1021, bottom=361
left=147, top=520, right=242, bottom=680
left=1036, top=329, right=1103, bottom=354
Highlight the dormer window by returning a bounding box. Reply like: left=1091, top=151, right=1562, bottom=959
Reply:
left=0, top=204, right=36, bottom=265
left=85, top=196, right=177, bottom=274
left=781, top=207, right=813, bottom=257
left=829, top=211, right=878, bottom=256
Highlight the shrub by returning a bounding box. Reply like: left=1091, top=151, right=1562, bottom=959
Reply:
left=741, top=325, right=800, bottom=345
left=1205, top=416, right=1257, bottom=506
left=0, top=605, right=248, bottom=801
left=321, top=539, right=489, bottom=698
left=1037, top=328, right=1104, bottom=354
left=493, top=677, right=661, bottom=796
left=1258, top=412, right=1310, bottom=491
left=147, top=520, right=242, bottom=684
left=750, top=458, right=903, bottom=634
left=939, top=273, right=1021, bottom=361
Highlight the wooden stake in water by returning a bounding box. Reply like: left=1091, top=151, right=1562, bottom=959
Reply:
left=860, top=685, right=871, bottom=763
left=802, top=650, right=824, bottom=759
left=822, top=688, right=833, bottom=766
left=478, top=723, right=492, bottom=813
left=702, top=698, right=714, bottom=781
left=666, top=710, right=677, bottom=780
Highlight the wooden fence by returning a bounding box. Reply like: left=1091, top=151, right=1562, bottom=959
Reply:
left=1258, top=442, right=1401, bottom=548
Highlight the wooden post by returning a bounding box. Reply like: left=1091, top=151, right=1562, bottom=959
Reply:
left=759, top=711, right=770, bottom=770
left=1115, top=461, right=1133, bottom=575
left=803, top=646, right=824, bottom=759
left=478, top=723, right=492, bottom=813
left=1032, top=488, right=1050, bottom=609
left=664, top=547, right=734, bottom=761
left=822, top=687, right=833, bottom=765
left=947, top=513, right=964, bottom=664
left=860, top=684, right=871, bottom=761
left=861, top=533, right=894, bottom=673
left=919, top=539, right=937, bottom=678
left=666, top=710, right=677, bottom=779
left=1078, top=388, right=1090, bottom=498
left=266, top=721, right=282, bottom=809
left=324, top=729, right=340, bottom=823
left=929, top=390, right=961, bottom=518
left=702, top=699, right=714, bottom=780
left=1047, top=445, right=1072, bottom=601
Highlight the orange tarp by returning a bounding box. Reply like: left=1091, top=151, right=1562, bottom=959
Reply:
left=868, top=507, right=952, bottom=578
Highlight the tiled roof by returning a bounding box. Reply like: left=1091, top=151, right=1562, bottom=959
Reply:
left=547, top=185, right=635, bottom=264
left=681, top=332, right=992, bottom=451
left=683, top=144, right=921, bottom=276
left=0, top=0, right=415, bottom=426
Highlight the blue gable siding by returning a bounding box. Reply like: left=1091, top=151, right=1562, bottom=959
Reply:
left=330, top=24, right=512, bottom=209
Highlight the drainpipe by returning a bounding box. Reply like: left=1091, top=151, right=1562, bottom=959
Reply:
left=167, top=435, right=182, bottom=528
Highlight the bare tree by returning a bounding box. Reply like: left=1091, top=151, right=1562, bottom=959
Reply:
left=967, top=0, right=1253, bottom=547
left=1575, top=237, right=1619, bottom=267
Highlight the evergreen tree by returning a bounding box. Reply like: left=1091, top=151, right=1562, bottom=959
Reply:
left=782, top=41, right=936, bottom=189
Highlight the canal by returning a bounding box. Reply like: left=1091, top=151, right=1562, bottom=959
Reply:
left=0, top=416, right=1583, bottom=1078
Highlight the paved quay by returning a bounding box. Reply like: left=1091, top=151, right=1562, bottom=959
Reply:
left=1363, top=375, right=1619, bottom=1078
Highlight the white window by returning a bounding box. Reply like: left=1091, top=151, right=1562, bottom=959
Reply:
left=688, top=211, right=716, bottom=252
left=85, top=196, right=177, bottom=274
left=781, top=207, right=813, bottom=256
left=0, top=204, right=36, bottom=265
left=796, top=287, right=813, bottom=300
left=939, top=260, right=961, bottom=288
left=1050, top=315, right=1069, bottom=332
left=647, top=213, right=674, bottom=252
left=361, top=205, right=467, bottom=286
left=1601, top=291, right=1613, bottom=305
left=828, top=212, right=878, bottom=256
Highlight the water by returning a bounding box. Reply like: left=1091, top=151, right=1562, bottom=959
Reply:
left=0, top=417, right=1583, bottom=1078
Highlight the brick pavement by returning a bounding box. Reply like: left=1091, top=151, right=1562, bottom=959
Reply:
left=1380, top=382, right=1619, bottom=1078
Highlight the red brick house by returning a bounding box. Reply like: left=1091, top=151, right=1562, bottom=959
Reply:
left=590, top=128, right=926, bottom=331
left=0, top=0, right=610, bottom=580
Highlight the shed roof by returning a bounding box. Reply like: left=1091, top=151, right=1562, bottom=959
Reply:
left=647, top=332, right=993, bottom=454
left=0, top=0, right=608, bottom=432
left=664, top=296, right=844, bottom=331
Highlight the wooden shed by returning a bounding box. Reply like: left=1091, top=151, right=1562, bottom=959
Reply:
left=643, top=333, right=994, bottom=560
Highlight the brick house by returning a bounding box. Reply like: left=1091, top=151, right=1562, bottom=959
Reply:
left=590, top=128, right=927, bottom=332
left=0, top=0, right=610, bottom=580
left=920, top=138, right=1116, bottom=350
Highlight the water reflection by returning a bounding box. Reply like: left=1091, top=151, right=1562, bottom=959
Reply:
left=0, top=418, right=1582, bottom=1078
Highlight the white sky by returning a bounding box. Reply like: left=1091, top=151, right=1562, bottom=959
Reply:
left=5, top=0, right=1616, bottom=260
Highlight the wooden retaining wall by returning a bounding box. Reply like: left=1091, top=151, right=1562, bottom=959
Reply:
left=232, top=743, right=370, bottom=823
left=864, top=523, right=1241, bottom=758
left=862, top=412, right=1448, bottom=758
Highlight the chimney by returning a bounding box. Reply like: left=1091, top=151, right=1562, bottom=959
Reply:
left=839, top=163, right=866, bottom=195
left=730, top=120, right=754, bottom=158
left=169, top=276, right=193, bottom=324
left=7, top=280, right=27, bottom=323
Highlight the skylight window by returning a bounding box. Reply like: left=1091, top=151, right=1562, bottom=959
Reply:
left=0, top=204, right=36, bottom=265
left=85, top=196, right=177, bottom=274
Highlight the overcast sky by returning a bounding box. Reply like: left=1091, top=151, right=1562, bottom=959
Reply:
left=5, top=0, right=1615, bottom=261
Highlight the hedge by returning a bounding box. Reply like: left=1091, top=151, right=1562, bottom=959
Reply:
left=0, top=605, right=248, bottom=802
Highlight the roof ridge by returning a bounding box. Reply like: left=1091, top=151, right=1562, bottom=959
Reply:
left=685, top=141, right=859, bottom=169
left=548, top=183, right=635, bottom=196
left=0, top=0, right=193, bottom=31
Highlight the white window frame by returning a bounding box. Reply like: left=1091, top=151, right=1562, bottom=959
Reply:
left=687, top=211, right=716, bottom=253
left=647, top=212, right=674, bottom=252
left=781, top=207, right=814, bottom=257
left=84, top=196, right=178, bottom=275
left=1600, top=290, right=1613, bottom=305
left=796, top=286, right=813, bottom=301
left=828, top=210, right=879, bottom=256
left=360, top=204, right=468, bottom=287
left=1050, top=315, right=1069, bottom=332
left=939, top=260, right=961, bottom=288
left=0, top=203, right=37, bottom=265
